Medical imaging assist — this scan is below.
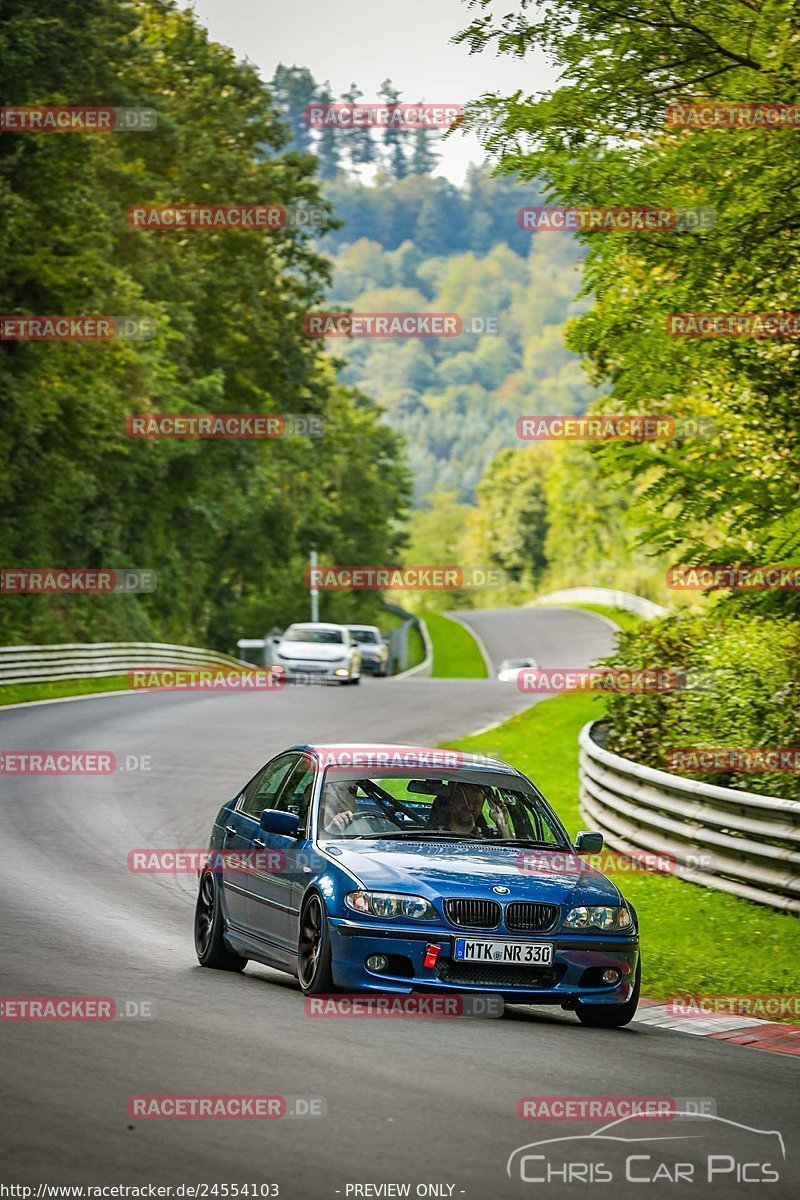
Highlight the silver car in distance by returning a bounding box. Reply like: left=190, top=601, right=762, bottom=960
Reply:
left=273, top=622, right=362, bottom=685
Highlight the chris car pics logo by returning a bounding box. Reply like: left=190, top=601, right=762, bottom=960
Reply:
left=507, top=1112, right=784, bottom=1185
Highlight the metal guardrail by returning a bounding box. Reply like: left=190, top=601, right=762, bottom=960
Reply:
left=380, top=603, right=432, bottom=678
left=0, top=642, right=253, bottom=685
left=579, top=721, right=800, bottom=913
left=532, top=587, right=668, bottom=619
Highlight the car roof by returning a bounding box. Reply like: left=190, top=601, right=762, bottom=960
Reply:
left=284, top=621, right=347, bottom=631
left=346, top=624, right=380, bottom=630
left=288, top=742, right=520, bottom=775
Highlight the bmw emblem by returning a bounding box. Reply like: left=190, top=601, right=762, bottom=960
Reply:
left=492, top=885, right=510, bottom=895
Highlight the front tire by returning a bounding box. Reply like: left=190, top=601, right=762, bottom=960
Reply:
left=194, top=870, right=248, bottom=972
left=297, top=893, right=336, bottom=994
left=575, top=959, right=641, bottom=1028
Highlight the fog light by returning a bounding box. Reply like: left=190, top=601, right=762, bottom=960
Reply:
left=366, top=954, right=388, bottom=972
left=333, top=668, right=349, bottom=677
left=602, top=968, right=621, bottom=985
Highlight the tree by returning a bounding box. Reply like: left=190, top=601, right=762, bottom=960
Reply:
left=410, top=126, right=440, bottom=176
left=473, top=447, right=550, bottom=583
left=456, top=0, right=800, bottom=616
left=379, top=78, right=409, bottom=181
left=341, top=83, right=376, bottom=172
left=0, top=0, right=410, bottom=648
left=314, top=85, right=341, bottom=179
left=269, top=63, right=317, bottom=154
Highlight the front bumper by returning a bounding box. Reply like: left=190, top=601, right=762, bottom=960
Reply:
left=329, top=916, right=639, bottom=1007
left=359, top=655, right=387, bottom=675
left=275, top=660, right=354, bottom=682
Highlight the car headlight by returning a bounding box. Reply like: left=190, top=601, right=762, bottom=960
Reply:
left=345, top=891, right=438, bottom=921
left=563, top=905, right=633, bottom=931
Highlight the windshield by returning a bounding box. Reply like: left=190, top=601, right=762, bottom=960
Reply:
left=283, top=627, right=344, bottom=644
left=350, top=629, right=380, bottom=644
left=317, top=773, right=568, bottom=846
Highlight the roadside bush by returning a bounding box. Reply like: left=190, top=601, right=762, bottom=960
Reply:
left=599, top=613, right=800, bottom=800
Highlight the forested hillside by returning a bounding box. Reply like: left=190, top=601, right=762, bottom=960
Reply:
left=267, top=66, right=601, bottom=502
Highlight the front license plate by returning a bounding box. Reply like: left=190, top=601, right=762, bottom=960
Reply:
left=454, top=938, right=553, bottom=965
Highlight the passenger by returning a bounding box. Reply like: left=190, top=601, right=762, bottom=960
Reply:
left=321, top=783, right=358, bottom=835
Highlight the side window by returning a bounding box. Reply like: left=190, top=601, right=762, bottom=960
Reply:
left=240, top=754, right=299, bottom=820
left=274, top=756, right=316, bottom=835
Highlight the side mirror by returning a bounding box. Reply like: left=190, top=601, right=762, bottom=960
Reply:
left=260, top=809, right=300, bottom=837
left=575, top=830, right=604, bottom=853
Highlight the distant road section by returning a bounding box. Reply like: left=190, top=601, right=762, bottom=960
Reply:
left=455, top=604, right=617, bottom=675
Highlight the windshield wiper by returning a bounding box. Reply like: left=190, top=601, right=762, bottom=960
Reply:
left=342, top=829, right=462, bottom=840
left=492, top=839, right=569, bottom=849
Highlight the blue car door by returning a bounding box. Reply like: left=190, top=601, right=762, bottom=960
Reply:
left=247, top=753, right=317, bottom=957
left=224, top=753, right=300, bottom=949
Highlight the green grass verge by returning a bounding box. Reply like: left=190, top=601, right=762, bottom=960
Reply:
left=565, top=602, right=645, bottom=634
left=0, top=675, right=133, bottom=706
left=444, top=690, right=800, bottom=1010
left=425, top=612, right=487, bottom=678
left=405, top=622, right=426, bottom=671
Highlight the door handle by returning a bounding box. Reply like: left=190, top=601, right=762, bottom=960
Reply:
left=224, top=825, right=237, bottom=836
left=253, top=837, right=266, bottom=847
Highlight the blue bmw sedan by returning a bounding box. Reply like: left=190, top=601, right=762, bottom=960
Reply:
left=194, top=743, right=641, bottom=1027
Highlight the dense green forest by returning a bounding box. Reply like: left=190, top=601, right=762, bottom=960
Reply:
left=0, top=1, right=410, bottom=649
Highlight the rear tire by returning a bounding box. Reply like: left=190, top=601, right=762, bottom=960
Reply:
left=194, top=870, right=248, bottom=972
left=575, top=959, right=641, bottom=1028
left=298, top=893, right=336, bottom=994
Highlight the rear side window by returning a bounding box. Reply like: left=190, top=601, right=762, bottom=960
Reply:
left=240, top=754, right=298, bottom=820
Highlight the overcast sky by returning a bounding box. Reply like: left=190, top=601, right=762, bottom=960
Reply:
left=184, top=0, right=555, bottom=182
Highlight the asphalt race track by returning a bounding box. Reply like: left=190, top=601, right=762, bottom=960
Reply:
left=1, top=607, right=798, bottom=1198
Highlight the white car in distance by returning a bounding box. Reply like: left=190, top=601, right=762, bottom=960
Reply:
left=273, top=623, right=362, bottom=685
left=497, top=656, right=538, bottom=682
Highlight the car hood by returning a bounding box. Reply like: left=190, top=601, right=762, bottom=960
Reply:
left=328, top=841, right=621, bottom=906
left=278, top=640, right=346, bottom=661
